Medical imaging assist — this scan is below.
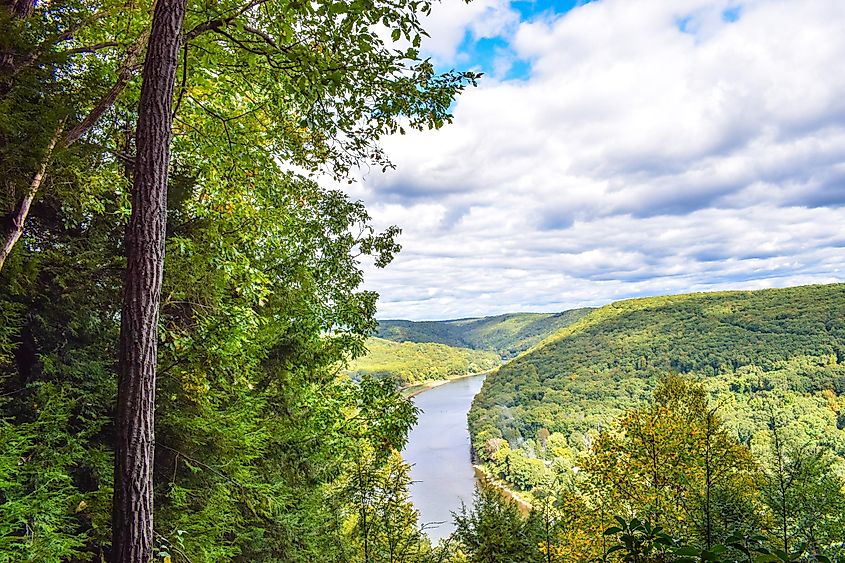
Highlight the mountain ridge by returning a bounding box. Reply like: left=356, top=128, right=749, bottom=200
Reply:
left=377, top=309, right=593, bottom=359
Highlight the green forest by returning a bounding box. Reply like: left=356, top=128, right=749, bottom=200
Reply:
left=377, top=309, right=592, bottom=359
left=0, top=0, right=479, bottom=560
left=346, top=337, right=500, bottom=385
left=465, top=284, right=845, bottom=561
left=349, top=310, right=590, bottom=386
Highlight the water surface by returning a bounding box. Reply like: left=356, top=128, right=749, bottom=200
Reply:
left=402, top=374, right=486, bottom=541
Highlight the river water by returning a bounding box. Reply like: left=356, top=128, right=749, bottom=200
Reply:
left=401, top=374, right=486, bottom=541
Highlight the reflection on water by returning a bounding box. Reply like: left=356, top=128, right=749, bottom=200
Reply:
left=401, top=374, right=486, bottom=541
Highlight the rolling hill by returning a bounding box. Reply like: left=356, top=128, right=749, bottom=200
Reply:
left=346, top=337, right=500, bottom=385
left=469, top=283, right=845, bottom=470
left=349, top=309, right=592, bottom=386
left=377, top=309, right=593, bottom=359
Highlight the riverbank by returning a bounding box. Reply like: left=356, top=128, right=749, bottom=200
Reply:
left=473, top=464, right=533, bottom=515
left=401, top=370, right=493, bottom=398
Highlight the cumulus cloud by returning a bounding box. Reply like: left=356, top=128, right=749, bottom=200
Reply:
left=355, top=0, right=845, bottom=320
left=416, top=0, right=520, bottom=64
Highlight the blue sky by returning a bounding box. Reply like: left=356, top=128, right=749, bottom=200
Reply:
left=351, top=0, right=845, bottom=320
left=453, top=0, right=592, bottom=80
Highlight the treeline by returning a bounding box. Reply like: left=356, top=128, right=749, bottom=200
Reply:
left=346, top=337, right=500, bottom=385
left=378, top=308, right=592, bottom=359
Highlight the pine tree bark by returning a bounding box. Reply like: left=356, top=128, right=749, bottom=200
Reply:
left=1, top=0, right=33, bottom=20
left=113, top=0, right=185, bottom=560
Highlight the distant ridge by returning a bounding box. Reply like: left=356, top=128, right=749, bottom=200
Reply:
left=377, top=309, right=593, bottom=359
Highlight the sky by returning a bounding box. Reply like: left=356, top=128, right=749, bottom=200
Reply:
left=349, top=0, right=845, bottom=321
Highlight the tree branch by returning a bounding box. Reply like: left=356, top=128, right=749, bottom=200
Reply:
left=8, top=10, right=110, bottom=77
left=0, top=123, right=63, bottom=271
left=172, top=42, right=189, bottom=118
left=63, top=30, right=149, bottom=147
left=63, top=41, right=121, bottom=56
left=184, top=0, right=271, bottom=40
left=242, top=25, right=291, bottom=53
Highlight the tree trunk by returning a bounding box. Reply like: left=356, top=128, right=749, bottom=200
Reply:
left=112, top=0, right=185, bottom=560
left=3, top=0, right=33, bottom=18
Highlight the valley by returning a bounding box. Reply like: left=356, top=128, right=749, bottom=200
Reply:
left=372, top=283, right=845, bottom=558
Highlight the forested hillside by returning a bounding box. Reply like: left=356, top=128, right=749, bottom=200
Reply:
left=378, top=308, right=592, bottom=358
left=470, top=284, right=845, bottom=486
left=462, top=284, right=845, bottom=561
left=346, top=337, right=500, bottom=384
left=471, top=284, right=845, bottom=460
left=458, top=376, right=845, bottom=562
left=350, top=310, right=590, bottom=385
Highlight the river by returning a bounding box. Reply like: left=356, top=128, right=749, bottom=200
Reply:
left=401, top=374, right=486, bottom=542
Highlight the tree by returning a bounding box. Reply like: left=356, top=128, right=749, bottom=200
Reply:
left=112, top=0, right=476, bottom=558
left=760, top=404, right=845, bottom=556
left=583, top=376, right=759, bottom=546
left=3, top=0, right=478, bottom=559
left=452, top=486, right=544, bottom=563
left=340, top=376, right=422, bottom=563
left=113, top=0, right=186, bottom=559
left=696, top=402, right=760, bottom=548
left=1, top=0, right=150, bottom=270
left=528, top=482, right=605, bottom=563
left=348, top=448, right=442, bottom=563
left=0, top=138, right=441, bottom=562
left=148, top=179, right=420, bottom=561
left=1, top=0, right=480, bottom=270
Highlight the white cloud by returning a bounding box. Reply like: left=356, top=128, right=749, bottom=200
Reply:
left=355, top=0, right=845, bottom=319
left=416, top=0, right=520, bottom=64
